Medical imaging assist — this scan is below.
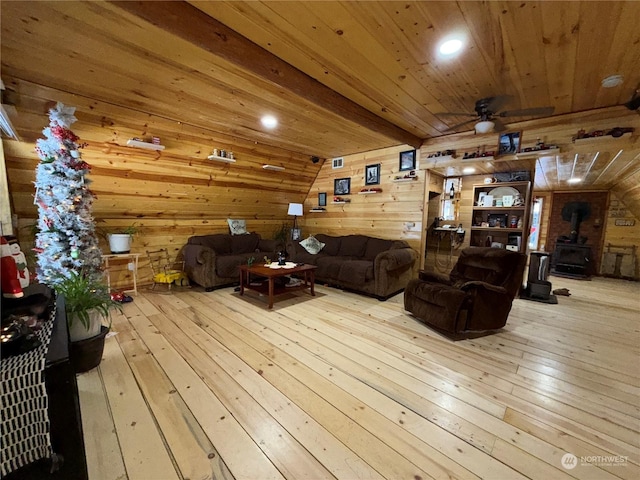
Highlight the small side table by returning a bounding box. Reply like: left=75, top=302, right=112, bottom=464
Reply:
left=101, top=253, right=140, bottom=295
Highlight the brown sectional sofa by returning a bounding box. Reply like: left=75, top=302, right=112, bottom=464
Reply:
left=287, top=234, right=417, bottom=299
left=183, top=233, right=280, bottom=291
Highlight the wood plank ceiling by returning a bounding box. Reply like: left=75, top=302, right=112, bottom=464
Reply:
left=2, top=1, right=640, bottom=189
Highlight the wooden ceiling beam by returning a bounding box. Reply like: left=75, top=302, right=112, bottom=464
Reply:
left=110, top=1, right=423, bottom=149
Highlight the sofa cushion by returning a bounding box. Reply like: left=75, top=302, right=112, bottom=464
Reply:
left=338, top=235, right=368, bottom=257
left=231, top=233, right=260, bottom=254
left=316, top=256, right=348, bottom=279
left=188, top=234, right=231, bottom=255
left=216, top=254, right=248, bottom=278
left=300, top=235, right=325, bottom=255
left=315, top=234, right=341, bottom=256
left=290, top=250, right=325, bottom=266
left=364, top=237, right=393, bottom=260
left=338, top=260, right=374, bottom=284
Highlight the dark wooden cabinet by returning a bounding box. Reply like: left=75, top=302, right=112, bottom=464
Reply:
left=3, top=294, right=88, bottom=480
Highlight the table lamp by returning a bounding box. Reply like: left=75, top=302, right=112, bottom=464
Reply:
left=287, top=203, right=303, bottom=239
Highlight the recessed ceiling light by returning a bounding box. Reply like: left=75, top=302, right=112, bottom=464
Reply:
left=462, top=167, right=476, bottom=174
left=567, top=177, right=582, bottom=184
left=601, top=75, right=624, bottom=88
left=261, top=115, right=278, bottom=129
left=438, top=38, right=463, bottom=56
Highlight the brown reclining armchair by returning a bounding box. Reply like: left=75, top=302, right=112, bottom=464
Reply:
left=404, top=247, right=526, bottom=337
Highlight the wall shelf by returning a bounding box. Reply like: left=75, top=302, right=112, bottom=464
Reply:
left=392, top=177, right=418, bottom=182
left=462, top=155, right=494, bottom=162
left=426, top=154, right=455, bottom=161
left=309, top=208, right=326, bottom=212
left=208, top=154, right=236, bottom=163
left=471, top=226, right=524, bottom=233
left=358, top=190, right=381, bottom=195
left=126, top=139, right=165, bottom=151
left=331, top=201, right=349, bottom=204
left=516, top=148, right=560, bottom=159
left=472, top=206, right=526, bottom=211
left=573, top=131, right=632, bottom=144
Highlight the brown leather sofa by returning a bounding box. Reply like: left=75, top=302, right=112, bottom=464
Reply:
left=183, top=233, right=280, bottom=291
left=287, top=234, right=417, bottom=299
left=404, top=247, right=526, bottom=337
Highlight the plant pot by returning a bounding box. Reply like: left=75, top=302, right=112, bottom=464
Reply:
left=68, top=309, right=103, bottom=342
left=70, top=326, right=109, bottom=373
left=108, top=233, right=132, bottom=254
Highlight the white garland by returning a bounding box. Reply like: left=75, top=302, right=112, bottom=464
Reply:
left=34, top=102, right=103, bottom=286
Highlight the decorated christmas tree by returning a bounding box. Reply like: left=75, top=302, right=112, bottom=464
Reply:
left=34, top=102, right=103, bottom=286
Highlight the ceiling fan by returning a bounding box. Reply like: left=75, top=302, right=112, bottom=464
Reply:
left=440, top=96, right=555, bottom=134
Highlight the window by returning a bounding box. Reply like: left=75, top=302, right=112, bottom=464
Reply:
left=441, top=177, right=461, bottom=221
left=528, top=197, right=543, bottom=250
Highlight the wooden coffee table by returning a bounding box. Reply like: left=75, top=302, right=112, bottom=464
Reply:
left=238, top=263, right=317, bottom=309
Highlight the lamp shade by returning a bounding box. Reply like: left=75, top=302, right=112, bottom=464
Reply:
left=287, top=203, right=303, bottom=216
left=474, top=120, right=495, bottom=134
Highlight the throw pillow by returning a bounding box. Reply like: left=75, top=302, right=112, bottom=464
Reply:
left=227, top=219, right=247, bottom=235
left=300, top=235, right=325, bottom=255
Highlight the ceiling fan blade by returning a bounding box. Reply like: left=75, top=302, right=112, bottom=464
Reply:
left=498, top=106, right=555, bottom=117
left=484, top=95, right=512, bottom=114
left=443, top=118, right=477, bottom=132
left=492, top=118, right=507, bottom=132
left=436, top=111, right=477, bottom=117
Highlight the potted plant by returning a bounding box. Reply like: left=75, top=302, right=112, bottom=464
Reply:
left=273, top=222, right=291, bottom=258
left=106, top=223, right=138, bottom=254
left=55, top=271, right=122, bottom=372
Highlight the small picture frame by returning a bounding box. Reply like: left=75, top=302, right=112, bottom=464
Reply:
left=291, top=228, right=302, bottom=240
left=334, top=177, right=351, bottom=195
left=482, top=194, right=494, bottom=207
left=318, top=192, right=327, bottom=207
left=477, top=192, right=486, bottom=206
left=399, top=150, right=416, bottom=171
left=365, top=163, right=381, bottom=185
left=502, top=195, right=514, bottom=207
left=498, top=131, right=522, bottom=155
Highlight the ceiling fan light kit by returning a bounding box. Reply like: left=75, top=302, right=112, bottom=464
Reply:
left=440, top=96, right=555, bottom=134
left=475, top=120, right=495, bottom=134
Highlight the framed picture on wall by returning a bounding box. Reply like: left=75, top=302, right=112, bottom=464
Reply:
left=318, top=192, right=327, bottom=207
left=365, top=163, right=381, bottom=185
left=498, top=131, right=522, bottom=155
left=399, top=150, right=416, bottom=171
left=334, top=177, right=351, bottom=195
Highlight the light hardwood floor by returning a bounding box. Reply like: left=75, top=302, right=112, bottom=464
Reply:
left=77, top=276, right=640, bottom=480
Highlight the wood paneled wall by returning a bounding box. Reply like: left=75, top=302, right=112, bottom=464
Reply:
left=601, top=192, right=640, bottom=279
left=4, top=80, right=320, bottom=289
left=5, top=82, right=638, bottom=289
left=301, top=145, right=423, bottom=257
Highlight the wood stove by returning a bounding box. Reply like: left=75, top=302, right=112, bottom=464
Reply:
left=551, top=243, right=591, bottom=277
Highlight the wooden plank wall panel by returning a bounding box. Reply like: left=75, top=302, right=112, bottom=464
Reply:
left=4, top=80, right=319, bottom=289
left=302, top=146, right=424, bottom=256
left=602, top=192, right=640, bottom=279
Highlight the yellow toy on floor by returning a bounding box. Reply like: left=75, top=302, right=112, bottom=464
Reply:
left=146, top=248, right=189, bottom=290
